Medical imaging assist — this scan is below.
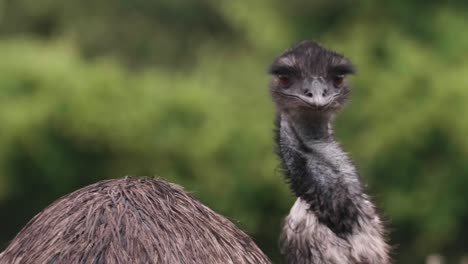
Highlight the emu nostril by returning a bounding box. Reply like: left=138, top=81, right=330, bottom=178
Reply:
left=306, top=92, right=313, bottom=97
left=322, top=89, right=328, bottom=96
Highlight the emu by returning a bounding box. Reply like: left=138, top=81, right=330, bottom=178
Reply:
left=269, top=41, right=390, bottom=263
left=0, top=40, right=390, bottom=264
left=0, top=177, right=271, bottom=264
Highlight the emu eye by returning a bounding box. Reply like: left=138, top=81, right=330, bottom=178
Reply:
left=277, top=75, right=292, bottom=88
left=332, top=75, right=345, bottom=88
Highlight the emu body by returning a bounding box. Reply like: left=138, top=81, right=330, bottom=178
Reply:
left=0, top=177, right=271, bottom=264
left=270, top=41, right=390, bottom=264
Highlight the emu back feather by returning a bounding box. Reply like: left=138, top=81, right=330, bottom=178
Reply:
left=0, top=177, right=270, bottom=264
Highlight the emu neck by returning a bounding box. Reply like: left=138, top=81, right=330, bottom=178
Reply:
left=277, top=110, right=363, bottom=235
left=284, top=110, right=333, bottom=142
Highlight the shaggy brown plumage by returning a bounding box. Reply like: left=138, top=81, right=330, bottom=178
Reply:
left=0, top=177, right=271, bottom=264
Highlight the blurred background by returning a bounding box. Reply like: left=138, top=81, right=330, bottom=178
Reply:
left=0, top=0, right=467, bottom=263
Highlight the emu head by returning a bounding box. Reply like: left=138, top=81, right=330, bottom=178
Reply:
left=268, top=41, right=355, bottom=114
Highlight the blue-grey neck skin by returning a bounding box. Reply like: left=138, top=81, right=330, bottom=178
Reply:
left=277, top=111, right=361, bottom=235
left=276, top=111, right=390, bottom=264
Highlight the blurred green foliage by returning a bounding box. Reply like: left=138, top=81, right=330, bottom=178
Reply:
left=0, top=0, right=467, bottom=263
